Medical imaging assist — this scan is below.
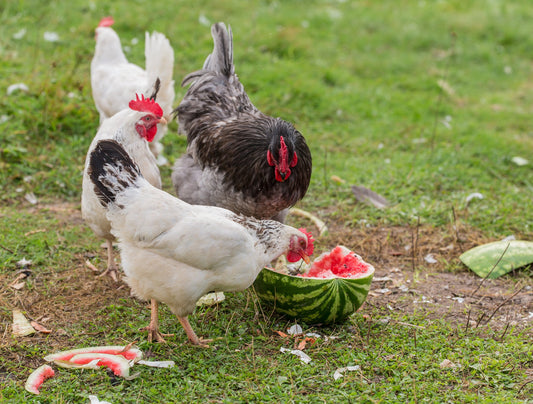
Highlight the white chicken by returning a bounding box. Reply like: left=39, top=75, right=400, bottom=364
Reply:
left=87, top=139, right=313, bottom=345
left=82, top=95, right=166, bottom=281
left=90, top=16, right=175, bottom=162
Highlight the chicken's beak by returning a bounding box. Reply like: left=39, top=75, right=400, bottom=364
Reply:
left=300, top=252, right=311, bottom=265
left=159, top=117, right=168, bottom=125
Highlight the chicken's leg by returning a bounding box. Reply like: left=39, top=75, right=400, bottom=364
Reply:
left=178, top=316, right=211, bottom=348
left=97, top=239, right=119, bottom=282
left=140, top=299, right=173, bottom=343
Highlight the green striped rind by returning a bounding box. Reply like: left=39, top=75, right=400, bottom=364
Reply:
left=253, top=265, right=374, bottom=325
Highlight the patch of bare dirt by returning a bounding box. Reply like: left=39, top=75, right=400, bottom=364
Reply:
left=316, top=218, right=533, bottom=333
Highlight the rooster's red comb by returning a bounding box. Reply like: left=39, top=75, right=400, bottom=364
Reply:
left=98, top=16, right=115, bottom=28
left=298, top=228, right=315, bottom=256
left=128, top=94, right=163, bottom=118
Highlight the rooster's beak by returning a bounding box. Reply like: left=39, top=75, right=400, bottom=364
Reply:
left=159, top=117, right=168, bottom=125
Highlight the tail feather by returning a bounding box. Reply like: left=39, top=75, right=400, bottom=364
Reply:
left=181, top=22, right=233, bottom=87
left=88, top=140, right=142, bottom=207
left=144, top=32, right=175, bottom=114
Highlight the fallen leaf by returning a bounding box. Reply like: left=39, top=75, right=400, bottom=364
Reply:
left=297, top=337, right=316, bottom=351
left=424, top=254, right=438, bottom=264
left=350, top=185, right=389, bottom=209
left=43, top=31, right=59, bottom=42
left=196, top=292, right=225, bottom=307
left=460, top=240, right=533, bottom=279
left=333, top=365, right=361, bottom=380
left=31, top=321, right=52, bottom=334
left=6, top=83, right=29, bottom=95
left=24, top=192, right=38, bottom=205
left=275, top=330, right=288, bottom=338
left=279, top=347, right=312, bottom=364
left=439, top=359, right=456, bottom=369
left=330, top=175, right=345, bottom=184
left=297, top=339, right=307, bottom=350
left=13, top=28, right=26, bottom=40
left=16, top=258, right=32, bottom=268
left=10, top=282, right=25, bottom=290
left=437, top=79, right=456, bottom=97
left=12, top=310, right=36, bottom=336
left=86, top=260, right=100, bottom=272
left=138, top=360, right=175, bottom=368
left=24, top=228, right=47, bottom=237
left=511, top=156, right=529, bottom=166
left=88, top=396, right=112, bottom=404
left=287, top=324, right=303, bottom=335
left=465, top=192, right=483, bottom=204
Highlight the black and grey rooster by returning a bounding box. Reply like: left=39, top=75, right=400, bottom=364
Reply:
left=172, top=22, right=312, bottom=222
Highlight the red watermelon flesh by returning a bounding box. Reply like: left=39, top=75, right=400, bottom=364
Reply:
left=299, top=246, right=370, bottom=279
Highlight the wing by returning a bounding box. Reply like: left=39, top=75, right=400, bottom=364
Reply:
left=110, top=184, right=254, bottom=271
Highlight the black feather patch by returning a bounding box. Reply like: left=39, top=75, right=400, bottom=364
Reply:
left=149, top=77, right=161, bottom=101
left=88, top=140, right=141, bottom=207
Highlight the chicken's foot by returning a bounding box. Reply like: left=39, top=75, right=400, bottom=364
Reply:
left=140, top=299, right=173, bottom=343
left=97, top=239, right=119, bottom=282
left=178, top=316, right=212, bottom=348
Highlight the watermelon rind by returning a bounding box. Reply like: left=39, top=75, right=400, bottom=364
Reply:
left=459, top=240, right=533, bottom=279
left=253, top=260, right=374, bottom=325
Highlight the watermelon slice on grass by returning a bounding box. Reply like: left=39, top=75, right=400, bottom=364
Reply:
left=254, top=246, right=374, bottom=324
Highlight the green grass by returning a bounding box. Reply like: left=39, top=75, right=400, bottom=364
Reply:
left=1, top=0, right=532, bottom=402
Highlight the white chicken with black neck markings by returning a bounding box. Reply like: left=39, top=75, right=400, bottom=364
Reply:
left=88, top=139, right=314, bottom=345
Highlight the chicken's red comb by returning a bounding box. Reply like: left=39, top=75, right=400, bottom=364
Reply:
left=128, top=94, right=163, bottom=118
left=98, top=16, right=115, bottom=28
left=298, top=228, right=315, bottom=256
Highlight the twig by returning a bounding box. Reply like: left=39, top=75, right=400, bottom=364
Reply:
left=484, top=286, right=524, bottom=326
left=475, top=312, right=485, bottom=329
left=498, top=322, right=510, bottom=341
left=450, top=205, right=464, bottom=253
left=430, top=31, right=457, bottom=153
left=464, top=308, right=471, bottom=333
left=85, top=260, right=100, bottom=273
left=410, top=216, right=420, bottom=272
left=517, top=379, right=533, bottom=395
left=396, top=321, right=426, bottom=330
left=323, top=148, right=328, bottom=192
left=289, top=207, right=329, bottom=236
left=0, top=244, right=15, bottom=254
left=470, top=241, right=511, bottom=297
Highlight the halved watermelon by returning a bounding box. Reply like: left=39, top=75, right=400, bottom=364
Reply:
left=253, top=246, right=374, bottom=324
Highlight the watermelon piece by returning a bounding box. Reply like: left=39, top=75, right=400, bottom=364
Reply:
left=24, top=364, right=54, bottom=395
left=44, top=345, right=143, bottom=363
left=460, top=240, right=533, bottom=279
left=254, top=246, right=374, bottom=324
left=303, top=246, right=371, bottom=279
left=59, top=353, right=132, bottom=377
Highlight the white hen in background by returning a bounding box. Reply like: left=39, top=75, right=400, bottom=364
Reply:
left=90, top=16, right=175, bottom=163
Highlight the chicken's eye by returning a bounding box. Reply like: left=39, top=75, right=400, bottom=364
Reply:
left=144, top=116, right=152, bottom=122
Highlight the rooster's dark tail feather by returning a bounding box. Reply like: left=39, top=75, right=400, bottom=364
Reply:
left=88, top=140, right=142, bottom=207
left=181, top=22, right=233, bottom=87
